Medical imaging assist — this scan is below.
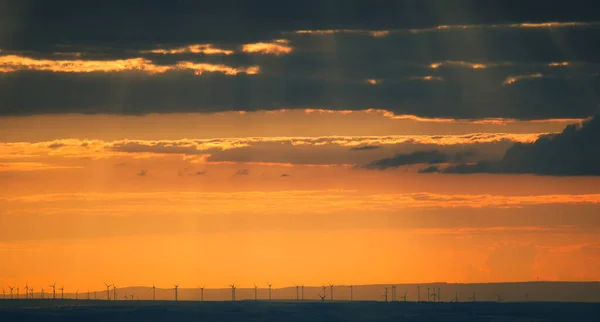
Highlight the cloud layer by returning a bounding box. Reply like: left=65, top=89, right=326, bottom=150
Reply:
left=1, top=1, right=599, bottom=119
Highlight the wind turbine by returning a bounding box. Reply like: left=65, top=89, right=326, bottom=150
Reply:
left=318, top=287, right=327, bottom=303
left=24, top=283, right=29, bottom=299
left=2, top=288, right=5, bottom=299
left=391, top=285, right=397, bottom=302
left=104, top=283, right=111, bottom=300
left=197, top=285, right=205, bottom=302
left=401, top=292, right=408, bottom=303
left=452, top=292, right=459, bottom=303
left=496, top=293, right=504, bottom=302
left=267, top=283, right=272, bottom=301
left=9, top=286, right=14, bottom=299
left=253, top=284, right=258, bottom=300
left=229, top=283, right=236, bottom=301
left=329, top=283, right=334, bottom=301
left=149, top=282, right=156, bottom=301
left=431, top=291, right=437, bottom=302
left=469, top=292, right=476, bottom=302
left=60, top=286, right=64, bottom=299
left=50, top=283, right=56, bottom=299
left=30, top=287, right=34, bottom=299
left=383, top=287, right=388, bottom=303
left=87, top=290, right=90, bottom=300
left=173, top=284, right=179, bottom=301
left=130, top=294, right=134, bottom=301
left=349, top=285, right=353, bottom=301
left=41, top=287, right=45, bottom=299
left=438, top=288, right=441, bottom=302
left=417, top=285, right=420, bottom=302
left=112, top=284, right=117, bottom=301
left=76, top=289, right=79, bottom=300
left=295, top=285, right=300, bottom=301
left=16, top=286, right=19, bottom=299
left=301, top=285, right=304, bottom=301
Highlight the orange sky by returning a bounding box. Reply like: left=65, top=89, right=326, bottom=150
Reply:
left=1, top=111, right=599, bottom=291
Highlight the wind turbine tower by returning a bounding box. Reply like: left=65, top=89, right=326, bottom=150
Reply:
left=50, top=283, right=56, bottom=300
left=384, top=287, right=388, bottom=303
left=9, top=286, right=14, bottom=299
left=349, top=285, right=353, bottom=301
left=76, top=289, right=79, bottom=300
left=229, top=283, right=236, bottom=301
left=198, top=285, right=205, bottom=302
left=417, top=285, right=420, bottom=302
left=173, top=284, right=179, bottom=301
left=329, top=283, right=334, bottom=301
left=24, top=283, right=29, bottom=299
left=149, top=282, right=156, bottom=301
left=104, top=283, right=111, bottom=300
left=113, top=284, right=117, bottom=301
left=253, top=284, right=258, bottom=300
left=60, top=286, right=64, bottom=299
left=295, top=285, right=300, bottom=301
left=41, top=287, right=45, bottom=299
left=427, top=287, right=430, bottom=302
left=438, top=288, right=441, bottom=302
left=301, top=285, right=304, bottom=301
left=267, top=283, right=272, bottom=301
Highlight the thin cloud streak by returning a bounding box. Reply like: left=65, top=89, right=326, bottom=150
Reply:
left=290, top=21, right=600, bottom=37
left=0, top=55, right=259, bottom=75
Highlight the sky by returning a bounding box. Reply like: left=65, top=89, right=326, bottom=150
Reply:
left=1, top=0, right=600, bottom=292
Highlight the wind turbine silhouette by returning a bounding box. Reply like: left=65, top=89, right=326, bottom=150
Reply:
left=452, top=292, right=459, bottom=303
left=427, top=287, right=430, bottom=302
left=469, top=292, right=476, bottom=302
left=329, top=283, right=334, bottom=301
left=431, top=291, right=437, bottom=302
left=253, top=283, right=258, bottom=300
left=173, top=284, right=179, bottom=301
left=112, top=283, right=117, bottom=301
left=301, top=284, right=304, bottom=301
left=9, top=286, right=14, bottom=299
left=30, top=287, right=34, bottom=299
left=391, top=285, right=396, bottom=302
left=24, top=283, right=29, bottom=299
left=417, top=285, right=420, bottom=302
left=59, top=286, right=64, bottom=299
left=318, top=287, right=327, bottom=303
left=104, top=282, right=111, bottom=300
left=229, top=283, right=236, bottom=301
left=76, top=289, right=79, bottom=300
left=2, top=288, right=5, bottom=299
left=87, top=290, right=90, bottom=300
left=294, top=285, right=300, bottom=301
left=267, top=283, right=272, bottom=301
left=401, top=292, right=408, bottom=303
left=197, top=285, right=205, bottom=302
left=16, top=285, right=19, bottom=299
left=496, top=293, right=504, bottom=302
left=149, top=282, right=156, bottom=301
left=383, top=287, right=388, bottom=303
left=50, top=283, right=56, bottom=299
left=437, top=288, right=441, bottom=302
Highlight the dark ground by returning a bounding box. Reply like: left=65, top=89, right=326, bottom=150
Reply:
left=0, top=300, right=598, bottom=321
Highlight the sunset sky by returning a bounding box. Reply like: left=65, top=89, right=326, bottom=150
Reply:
left=1, top=0, right=599, bottom=292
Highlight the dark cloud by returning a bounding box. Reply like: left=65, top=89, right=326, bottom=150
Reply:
left=363, top=150, right=477, bottom=169
left=441, top=115, right=600, bottom=175
left=349, top=145, right=381, bottom=151
left=3, top=0, right=598, bottom=50
left=419, top=165, right=441, bottom=173
left=1, top=1, right=600, bottom=119
left=47, top=143, right=65, bottom=149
